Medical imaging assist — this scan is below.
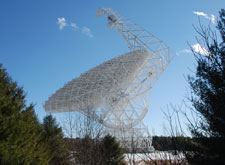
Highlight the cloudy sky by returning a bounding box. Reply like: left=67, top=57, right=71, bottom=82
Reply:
left=0, top=0, right=223, bottom=135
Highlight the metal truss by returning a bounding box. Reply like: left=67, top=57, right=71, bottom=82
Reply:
left=97, top=8, right=169, bottom=54
left=44, top=8, right=170, bottom=149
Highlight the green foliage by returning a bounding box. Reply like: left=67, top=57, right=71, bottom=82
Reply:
left=0, top=64, right=50, bottom=164
left=187, top=9, right=225, bottom=164
left=100, top=135, right=125, bottom=165
left=152, top=136, right=193, bottom=152
left=70, top=135, right=125, bottom=165
left=71, top=136, right=99, bottom=164
left=42, top=114, right=72, bottom=165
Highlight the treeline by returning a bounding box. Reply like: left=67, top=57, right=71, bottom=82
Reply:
left=155, top=8, right=225, bottom=164
left=0, top=64, right=71, bottom=164
left=152, top=136, right=193, bottom=151
left=0, top=64, right=125, bottom=164
left=66, top=135, right=125, bottom=165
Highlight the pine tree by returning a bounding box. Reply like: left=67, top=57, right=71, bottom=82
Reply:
left=42, top=114, right=72, bottom=165
left=100, top=135, right=125, bottom=165
left=0, top=64, right=50, bottom=164
left=70, top=134, right=125, bottom=164
left=187, top=9, right=225, bottom=164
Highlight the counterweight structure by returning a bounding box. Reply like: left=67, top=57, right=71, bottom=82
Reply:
left=44, top=8, right=170, bottom=150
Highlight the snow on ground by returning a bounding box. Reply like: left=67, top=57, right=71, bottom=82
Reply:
left=124, top=151, right=185, bottom=164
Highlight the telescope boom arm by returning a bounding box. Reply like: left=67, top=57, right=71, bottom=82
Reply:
left=97, top=8, right=169, bottom=55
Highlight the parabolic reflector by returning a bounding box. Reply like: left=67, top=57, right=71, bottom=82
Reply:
left=45, top=50, right=151, bottom=115
left=44, top=8, right=171, bottom=142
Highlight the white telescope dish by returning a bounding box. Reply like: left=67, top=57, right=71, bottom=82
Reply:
left=44, top=8, right=171, bottom=145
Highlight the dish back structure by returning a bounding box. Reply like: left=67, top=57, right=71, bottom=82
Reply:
left=44, top=8, right=170, bottom=149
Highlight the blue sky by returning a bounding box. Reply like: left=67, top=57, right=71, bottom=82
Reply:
left=0, top=0, right=223, bottom=135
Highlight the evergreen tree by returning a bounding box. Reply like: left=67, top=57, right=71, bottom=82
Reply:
left=70, top=135, right=125, bottom=165
left=187, top=9, right=225, bottom=164
left=0, top=64, right=50, bottom=164
left=100, top=135, right=125, bottom=165
left=42, top=114, right=72, bottom=165
left=72, top=136, right=98, bottom=164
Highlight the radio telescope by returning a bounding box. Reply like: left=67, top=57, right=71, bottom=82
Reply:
left=44, top=8, right=170, bottom=149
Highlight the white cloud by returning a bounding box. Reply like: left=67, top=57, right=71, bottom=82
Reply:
left=82, top=26, right=93, bottom=38
left=193, top=11, right=208, bottom=18
left=176, top=49, right=192, bottom=56
left=71, top=23, right=79, bottom=30
left=182, top=49, right=192, bottom=54
left=177, top=44, right=209, bottom=56
left=193, top=11, right=216, bottom=24
left=192, top=43, right=209, bottom=55
left=210, top=14, right=216, bottom=24
left=57, top=18, right=93, bottom=38
left=57, top=17, right=67, bottom=30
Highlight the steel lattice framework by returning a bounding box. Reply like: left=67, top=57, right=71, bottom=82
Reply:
left=44, top=8, right=170, bottom=149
